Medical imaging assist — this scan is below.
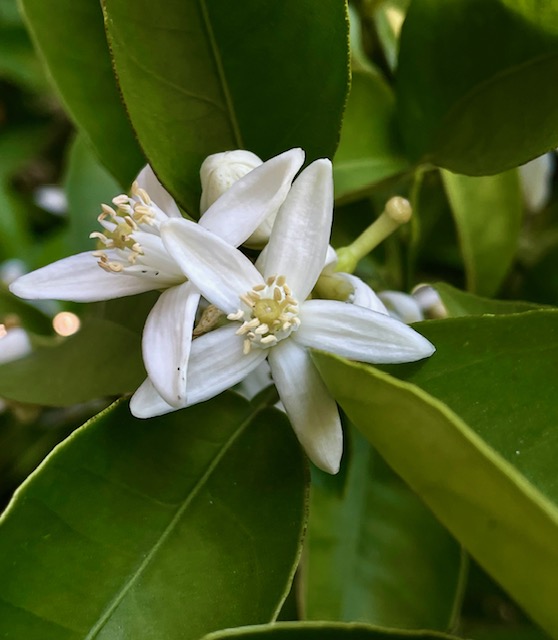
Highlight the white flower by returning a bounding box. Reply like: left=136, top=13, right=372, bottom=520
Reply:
left=131, top=159, right=434, bottom=474
left=9, top=150, right=305, bottom=406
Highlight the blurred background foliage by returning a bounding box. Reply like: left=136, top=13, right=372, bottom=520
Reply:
left=0, top=0, right=557, bottom=638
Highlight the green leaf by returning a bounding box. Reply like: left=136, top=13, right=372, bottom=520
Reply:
left=0, top=317, right=144, bottom=405
left=434, top=282, right=547, bottom=318
left=103, top=0, right=350, bottom=214
left=306, top=425, right=464, bottom=629
left=397, top=0, right=558, bottom=175
left=313, top=310, right=558, bottom=638
left=20, top=0, right=144, bottom=186
left=203, top=621, right=462, bottom=640
left=462, top=627, right=550, bottom=640
left=334, top=70, right=409, bottom=203
left=441, top=170, right=522, bottom=296
left=63, top=134, right=121, bottom=255
left=0, top=397, right=307, bottom=639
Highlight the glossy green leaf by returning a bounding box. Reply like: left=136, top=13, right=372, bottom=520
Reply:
left=462, top=627, right=550, bottom=640
left=203, top=621, right=461, bottom=640
left=0, top=397, right=307, bottom=639
left=442, top=170, right=522, bottom=296
left=334, top=70, right=409, bottom=203
left=434, top=282, right=547, bottom=318
left=306, top=427, right=463, bottom=630
left=0, top=317, right=144, bottom=405
left=397, top=0, right=558, bottom=175
left=0, top=0, right=21, bottom=25
left=103, top=0, right=350, bottom=214
left=64, top=134, right=121, bottom=255
left=314, top=310, right=558, bottom=638
left=20, top=0, right=144, bottom=186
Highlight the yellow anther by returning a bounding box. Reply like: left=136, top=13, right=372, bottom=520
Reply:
left=137, top=188, right=151, bottom=204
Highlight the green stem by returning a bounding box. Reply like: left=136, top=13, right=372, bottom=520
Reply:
left=335, top=196, right=413, bottom=274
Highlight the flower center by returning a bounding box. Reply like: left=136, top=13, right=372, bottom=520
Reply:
left=227, top=275, right=300, bottom=354
left=90, top=182, right=158, bottom=273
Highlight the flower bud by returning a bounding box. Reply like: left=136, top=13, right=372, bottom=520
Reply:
left=200, top=150, right=263, bottom=213
left=200, top=150, right=280, bottom=248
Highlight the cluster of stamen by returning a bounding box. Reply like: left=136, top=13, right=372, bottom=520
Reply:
left=90, top=182, right=156, bottom=273
left=227, top=275, right=300, bottom=354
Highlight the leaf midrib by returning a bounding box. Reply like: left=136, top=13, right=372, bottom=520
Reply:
left=85, top=408, right=255, bottom=639
left=199, top=0, right=243, bottom=148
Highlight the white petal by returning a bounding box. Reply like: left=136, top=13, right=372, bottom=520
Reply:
left=185, top=324, right=267, bottom=405
left=0, top=328, right=32, bottom=364
left=142, top=282, right=200, bottom=407
left=9, top=253, right=162, bottom=302
left=378, top=290, right=424, bottom=323
left=342, top=274, right=389, bottom=314
left=161, top=219, right=262, bottom=313
left=200, top=148, right=305, bottom=246
left=268, top=340, right=342, bottom=474
left=296, top=299, right=435, bottom=363
left=264, top=159, right=333, bottom=301
left=322, top=245, right=338, bottom=274
left=234, top=360, right=272, bottom=399
left=130, top=378, right=177, bottom=418
left=135, top=165, right=182, bottom=218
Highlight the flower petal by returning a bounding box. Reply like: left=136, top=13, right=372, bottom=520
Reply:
left=142, top=282, right=200, bottom=407
left=296, top=299, right=435, bottom=363
left=342, top=273, right=389, bottom=314
left=135, top=165, right=182, bottom=218
left=9, top=253, right=162, bottom=302
left=200, top=148, right=305, bottom=246
left=264, top=158, right=333, bottom=301
left=378, top=290, right=424, bottom=323
left=185, top=324, right=267, bottom=405
left=268, top=339, right=342, bottom=474
left=161, top=219, right=262, bottom=313
left=130, top=378, right=176, bottom=418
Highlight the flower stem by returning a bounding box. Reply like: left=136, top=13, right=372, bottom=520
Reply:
left=335, top=196, right=412, bottom=273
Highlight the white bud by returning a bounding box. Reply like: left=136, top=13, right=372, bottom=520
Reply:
left=200, top=150, right=263, bottom=213
left=378, top=291, right=424, bottom=323
left=200, top=150, right=282, bottom=248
